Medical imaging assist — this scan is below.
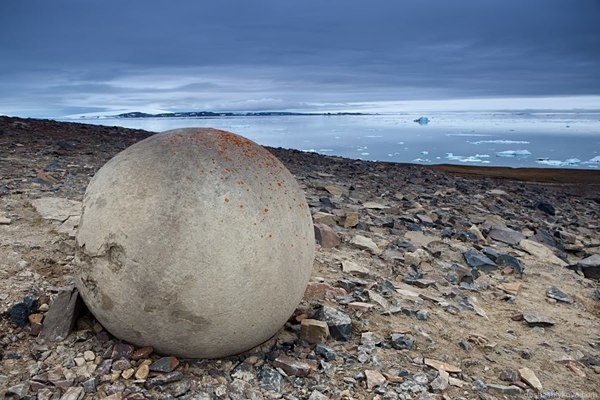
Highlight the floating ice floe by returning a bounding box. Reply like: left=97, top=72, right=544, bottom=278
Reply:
left=495, top=150, right=531, bottom=157
left=469, top=140, right=530, bottom=145
left=536, top=158, right=581, bottom=167
left=445, top=153, right=491, bottom=163
left=420, top=151, right=429, bottom=155
left=585, top=155, right=600, bottom=163
left=446, top=133, right=491, bottom=137
left=414, top=117, right=430, bottom=125
left=412, top=158, right=431, bottom=163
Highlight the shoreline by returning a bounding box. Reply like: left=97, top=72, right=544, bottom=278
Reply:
left=3, top=115, right=600, bottom=187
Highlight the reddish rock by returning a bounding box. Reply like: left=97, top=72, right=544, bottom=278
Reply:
left=273, top=355, right=313, bottom=377
left=313, top=223, right=341, bottom=248
left=149, top=356, right=180, bottom=373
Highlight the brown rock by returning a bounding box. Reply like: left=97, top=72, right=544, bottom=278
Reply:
left=149, top=356, right=180, bottom=373
left=312, top=212, right=337, bottom=226
left=518, top=367, right=543, bottom=392
left=300, top=319, right=330, bottom=344
left=347, top=302, right=375, bottom=312
left=343, top=212, right=359, bottom=228
left=273, top=355, right=312, bottom=377
left=313, top=223, right=341, bottom=248
left=424, top=358, right=462, bottom=373
left=304, top=282, right=347, bottom=300
left=131, top=346, right=154, bottom=360
left=364, top=369, right=386, bottom=389
left=135, top=364, right=150, bottom=380
left=497, top=282, right=522, bottom=295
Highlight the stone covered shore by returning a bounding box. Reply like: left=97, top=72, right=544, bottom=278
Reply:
left=1, top=115, right=599, bottom=399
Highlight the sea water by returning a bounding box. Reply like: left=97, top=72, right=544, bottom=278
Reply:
left=65, top=112, right=600, bottom=169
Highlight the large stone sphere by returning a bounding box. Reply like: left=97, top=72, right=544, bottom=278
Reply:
left=75, top=128, right=315, bottom=358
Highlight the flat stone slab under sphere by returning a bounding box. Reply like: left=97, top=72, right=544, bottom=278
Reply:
left=75, top=128, right=315, bottom=358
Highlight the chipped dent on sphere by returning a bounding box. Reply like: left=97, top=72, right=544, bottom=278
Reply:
left=75, top=128, right=315, bottom=359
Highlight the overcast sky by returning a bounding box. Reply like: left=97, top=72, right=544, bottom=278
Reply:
left=1, top=0, right=599, bottom=117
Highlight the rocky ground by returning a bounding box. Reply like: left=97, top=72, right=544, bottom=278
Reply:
left=1, top=115, right=599, bottom=400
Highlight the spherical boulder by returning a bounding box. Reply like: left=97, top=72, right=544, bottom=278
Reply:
left=75, top=128, right=315, bottom=358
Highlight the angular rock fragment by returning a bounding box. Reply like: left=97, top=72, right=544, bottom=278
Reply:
left=518, top=367, right=543, bottom=392
left=569, top=254, right=600, bottom=280
left=149, top=356, right=179, bottom=373
left=430, top=369, right=449, bottom=391
left=341, top=260, right=371, bottom=277
left=523, top=312, right=555, bottom=327
left=546, top=286, right=572, bottom=303
left=315, top=343, right=336, bottom=361
left=497, top=282, right=522, bottom=295
left=300, top=319, right=329, bottom=344
left=535, top=201, right=556, bottom=216
left=313, top=223, right=340, bottom=248
left=424, top=358, right=462, bottom=373
left=390, top=334, right=415, bottom=350
left=488, top=227, right=525, bottom=245
left=364, top=369, right=386, bottom=389
left=519, top=239, right=567, bottom=267
left=145, top=371, right=184, bottom=388
left=273, top=355, right=313, bottom=377
left=314, top=306, right=352, bottom=341
left=257, top=366, right=284, bottom=393
left=39, top=288, right=80, bottom=341
left=350, top=235, right=380, bottom=253
left=463, top=249, right=497, bottom=272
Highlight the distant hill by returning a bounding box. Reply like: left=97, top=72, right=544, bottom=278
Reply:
left=114, top=111, right=369, bottom=118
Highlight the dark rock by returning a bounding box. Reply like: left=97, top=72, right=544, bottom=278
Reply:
left=150, top=356, right=180, bottom=373
left=532, top=229, right=560, bottom=249
left=499, top=369, right=518, bottom=383
left=390, top=334, right=415, bottom=350
left=481, top=247, right=501, bottom=261
left=112, top=358, right=131, bottom=371
left=523, top=312, right=555, bottom=327
left=6, top=383, right=29, bottom=398
left=457, top=231, right=479, bottom=242
left=39, top=287, right=81, bottom=341
left=167, top=379, right=192, bottom=397
left=488, top=227, right=525, bottom=245
left=496, top=254, right=525, bottom=277
left=459, top=340, right=473, bottom=352
left=96, top=359, right=113, bottom=377
left=8, top=295, right=38, bottom=327
left=314, top=343, right=336, bottom=361
left=257, top=365, right=284, bottom=393
left=463, top=249, right=497, bottom=272
left=111, top=343, right=134, bottom=360
left=416, top=310, right=429, bottom=320
left=452, top=262, right=478, bottom=284
left=145, top=371, right=184, bottom=388
left=575, top=254, right=600, bottom=280
left=8, top=303, right=30, bottom=327
left=313, top=306, right=352, bottom=341
left=131, top=346, right=154, bottom=360
left=82, top=376, right=98, bottom=393
left=546, top=287, right=572, bottom=303
left=535, top=201, right=556, bottom=215
left=441, top=227, right=454, bottom=238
